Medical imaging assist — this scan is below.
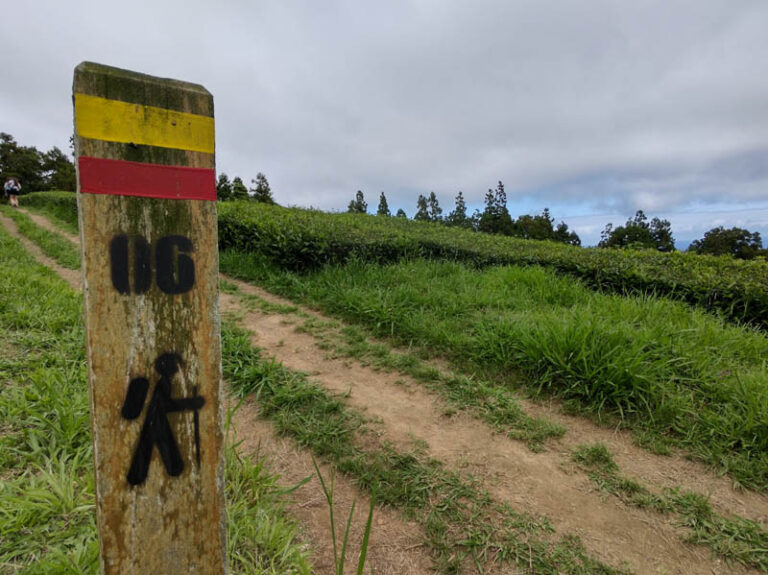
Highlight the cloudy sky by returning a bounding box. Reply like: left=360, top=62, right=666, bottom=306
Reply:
left=2, top=0, right=767, bottom=245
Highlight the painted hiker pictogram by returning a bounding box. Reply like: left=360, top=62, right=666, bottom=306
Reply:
left=121, top=352, right=205, bottom=486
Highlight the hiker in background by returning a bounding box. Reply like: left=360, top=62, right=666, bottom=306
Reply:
left=4, top=177, right=21, bottom=208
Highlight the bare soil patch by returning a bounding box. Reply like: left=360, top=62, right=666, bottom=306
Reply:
left=228, top=390, right=433, bottom=575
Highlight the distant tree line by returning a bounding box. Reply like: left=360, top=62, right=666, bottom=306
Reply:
left=0, top=133, right=76, bottom=192
left=3, top=133, right=765, bottom=260
left=598, top=211, right=767, bottom=259
left=348, top=182, right=581, bottom=246
left=348, top=185, right=768, bottom=259
left=216, top=172, right=275, bottom=204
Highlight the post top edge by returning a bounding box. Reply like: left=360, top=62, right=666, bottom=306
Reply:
left=75, top=61, right=211, bottom=97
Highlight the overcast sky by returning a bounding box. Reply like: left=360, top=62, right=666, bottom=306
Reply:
left=2, top=0, right=767, bottom=245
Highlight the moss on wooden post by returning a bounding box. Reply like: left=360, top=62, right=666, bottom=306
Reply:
left=73, top=62, right=226, bottom=574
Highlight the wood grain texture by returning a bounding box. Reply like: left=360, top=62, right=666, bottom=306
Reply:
left=73, top=62, right=226, bottom=574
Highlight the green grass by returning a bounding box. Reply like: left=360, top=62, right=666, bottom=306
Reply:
left=232, top=286, right=567, bottom=450
left=572, top=443, right=768, bottom=571
left=222, top=323, right=627, bottom=574
left=0, top=242, right=95, bottom=573
left=225, top=445, right=311, bottom=574
left=0, top=205, right=80, bottom=269
left=22, top=192, right=80, bottom=236
left=220, top=252, right=768, bottom=491
left=0, top=219, right=310, bottom=573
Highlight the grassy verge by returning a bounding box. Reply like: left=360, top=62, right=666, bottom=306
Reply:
left=0, top=205, right=80, bottom=269
left=227, top=282, right=565, bottom=450
left=21, top=192, right=79, bottom=235
left=0, top=220, right=310, bottom=573
left=220, top=252, right=768, bottom=491
left=0, top=228, right=95, bottom=573
left=571, top=443, right=768, bottom=571
left=222, top=323, right=626, bottom=574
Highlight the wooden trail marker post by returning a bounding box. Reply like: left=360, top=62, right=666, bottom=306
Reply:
left=73, top=62, right=226, bottom=574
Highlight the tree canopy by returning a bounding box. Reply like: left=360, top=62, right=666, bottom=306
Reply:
left=347, top=190, right=367, bottom=214
left=446, top=191, right=472, bottom=229
left=0, top=132, right=75, bottom=192
left=477, top=181, right=513, bottom=235
left=377, top=192, right=391, bottom=216
left=250, top=172, right=275, bottom=204
left=688, top=226, right=764, bottom=260
left=414, top=194, right=430, bottom=221
left=216, top=173, right=233, bottom=201
left=217, top=171, right=275, bottom=203
left=231, top=176, right=249, bottom=201
left=599, top=210, right=675, bottom=252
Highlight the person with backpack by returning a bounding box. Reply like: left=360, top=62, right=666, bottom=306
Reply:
left=4, top=177, right=21, bottom=207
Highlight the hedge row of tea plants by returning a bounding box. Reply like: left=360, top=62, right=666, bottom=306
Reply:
left=25, top=192, right=768, bottom=328
left=217, top=203, right=768, bottom=329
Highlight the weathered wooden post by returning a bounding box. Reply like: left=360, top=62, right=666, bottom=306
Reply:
left=73, top=62, right=226, bottom=573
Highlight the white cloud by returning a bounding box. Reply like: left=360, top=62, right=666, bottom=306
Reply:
left=1, top=0, right=767, bottom=218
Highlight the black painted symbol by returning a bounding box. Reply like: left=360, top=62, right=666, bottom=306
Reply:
left=121, top=353, right=205, bottom=486
left=110, top=235, right=150, bottom=294
left=109, top=234, right=195, bottom=295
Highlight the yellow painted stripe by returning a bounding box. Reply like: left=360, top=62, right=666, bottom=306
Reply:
left=74, top=93, right=214, bottom=154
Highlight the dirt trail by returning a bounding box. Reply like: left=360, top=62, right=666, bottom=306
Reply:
left=15, top=208, right=768, bottom=574
left=229, top=277, right=768, bottom=526
left=21, top=208, right=80, bottom=244
left=0, top=212, right=82, bottom=290
left=229, top=395, right=433, bottom=575
left=5, top=210, right=434, bottom=575
left=227, top=279, right=764, bottom=575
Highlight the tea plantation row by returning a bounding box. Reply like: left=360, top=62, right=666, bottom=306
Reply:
left=25, top=192, right=768, bottom=329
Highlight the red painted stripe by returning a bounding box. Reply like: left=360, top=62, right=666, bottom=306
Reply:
left=78, top=157, right=216, bottom=201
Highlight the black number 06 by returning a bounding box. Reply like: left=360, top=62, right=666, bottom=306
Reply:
left=110, top=234, right=195, bottom=295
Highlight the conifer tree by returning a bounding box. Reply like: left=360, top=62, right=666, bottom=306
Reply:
left=232, top=176, right=249, bottom=201
left=377, top=192, right=391, bottom=216
left=427, top=191, right=442, bottom=222
left=446, top=191, right=470, bottom=228
left=250, top=172, right=275, bottom=204
left=395, top=208, right=407, bottom=218
left=216, top=173, right=233, bottom=201
left=414, top=194, right=430, bottom=221
left=478, top=181, right=513, bottom=235
left=347, top=190, right=367, bottom=213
